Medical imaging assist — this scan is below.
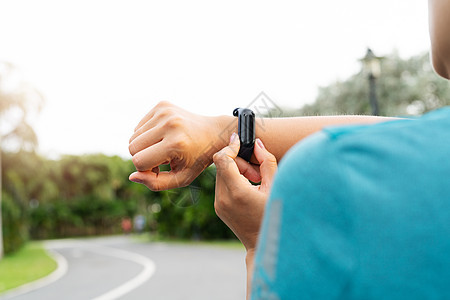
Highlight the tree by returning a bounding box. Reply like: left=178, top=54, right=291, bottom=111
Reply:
left=0, top=61, right=43, bottom=259
left=283, top=52, right=450, bottom=117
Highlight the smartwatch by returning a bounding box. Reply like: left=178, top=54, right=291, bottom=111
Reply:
left=233, top=108, right=255, bottom=162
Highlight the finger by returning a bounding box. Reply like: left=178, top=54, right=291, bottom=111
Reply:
left=133, top=101, right=171, bottom=133
left=213, top=133, right=243, bottom=184
left=131, top=141, right=171, bottom=172
left=133, top=108, right=157, bottom=134
left=129, top=124, right=164, bottom=156
left=214, top=133, right=240, bottom=163
left=235, top=157, right=261, bottom=183
left=130, top=111, right=164, bottom=144
left=129, top=169, right=192, bottom=191
left=253, top=138, right=277, bottom=190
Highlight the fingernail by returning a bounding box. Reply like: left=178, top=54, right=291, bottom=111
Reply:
left=130, top=177, right=143, bottom=184
left=230, top=132, right=238, bottom=144
left=256, top=138, right=265, bottom=149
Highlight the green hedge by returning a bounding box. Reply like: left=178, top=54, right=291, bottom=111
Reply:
left=1, top=151, right=236, bottom=249
left=29, top=196, right=137, bottom=239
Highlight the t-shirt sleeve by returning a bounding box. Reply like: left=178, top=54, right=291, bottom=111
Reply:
left=250, top=131, right=357, bottom=300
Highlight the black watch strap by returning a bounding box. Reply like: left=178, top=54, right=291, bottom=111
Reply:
left=233, top=108, right=255, bottom=162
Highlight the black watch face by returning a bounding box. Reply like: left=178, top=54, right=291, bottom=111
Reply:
left=234, top=108, right=255, bottom=161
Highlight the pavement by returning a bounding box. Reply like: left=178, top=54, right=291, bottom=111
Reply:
left=0, top=236, right=246, bottom=300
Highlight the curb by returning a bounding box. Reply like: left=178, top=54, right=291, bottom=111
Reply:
left=0, top=247, right=68, bottom=299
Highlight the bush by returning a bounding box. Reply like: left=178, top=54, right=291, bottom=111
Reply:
left=29, top=197, right=135, bottom=239
left=1, top=192, right=28, bottom=254
left=2, top=151, right=235, bottom=244
left=152, top=167, right=236, bottom=240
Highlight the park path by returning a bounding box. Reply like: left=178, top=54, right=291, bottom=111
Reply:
left=0, top=236, right=246, bottom=300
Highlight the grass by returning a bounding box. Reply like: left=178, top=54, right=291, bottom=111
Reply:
left=0, top=243, right=58, bottom=293
left=133, top=233, right=245, bottom=250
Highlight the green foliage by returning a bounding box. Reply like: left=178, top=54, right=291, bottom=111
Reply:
left=295, top=52, right=450, bottom=116
left=1, top=61, right=44, bottom=258
left=1, top=192, right=28, bottom=255
left=152, top=167, right=235, bottom=240
left=0, top=150, right=234, bottom=242
left=26, top=154, right=149, bottom=239
left=29, top=197, right=132, bottom=239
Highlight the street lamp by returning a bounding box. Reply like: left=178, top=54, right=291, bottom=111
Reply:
left=360, top=48, right=382, bottom=115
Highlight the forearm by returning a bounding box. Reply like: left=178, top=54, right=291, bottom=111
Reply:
left=215, top=115, right=396, bottom=163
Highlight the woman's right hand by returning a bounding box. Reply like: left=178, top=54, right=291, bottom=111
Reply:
left=128, top=101, right=234, bottom=191
left=213, top=134, right=277, bottom=252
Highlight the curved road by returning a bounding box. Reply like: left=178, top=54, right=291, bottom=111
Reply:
left=1, top=236, right=246, bottom=300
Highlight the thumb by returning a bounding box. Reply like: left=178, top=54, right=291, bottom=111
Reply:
left=129, top=169, right=192, bottom=191
left=253, top=138, right=277, bottom=191
left=213, top=132, right=241, bottom=182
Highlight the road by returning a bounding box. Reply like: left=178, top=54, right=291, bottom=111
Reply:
left=1, top=236, right=246, bottom=300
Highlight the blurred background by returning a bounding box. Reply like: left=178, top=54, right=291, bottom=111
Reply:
left=1, top=0, right=450, bottom=299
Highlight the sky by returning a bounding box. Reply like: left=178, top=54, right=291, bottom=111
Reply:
left=0, top=0, right=430, bottom=158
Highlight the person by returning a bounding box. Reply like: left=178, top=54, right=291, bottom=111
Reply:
left=129, top=0, right=450, bottom=298
left=121, top=217, right=132, bottom=235
left=134, top=214, right=146, bottom=234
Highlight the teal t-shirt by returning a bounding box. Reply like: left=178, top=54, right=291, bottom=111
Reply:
left=251, top=107, right=450, bottom=299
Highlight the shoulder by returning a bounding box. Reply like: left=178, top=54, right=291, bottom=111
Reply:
left=429, top=0, right=450, bottom=78
left=251, top=130, right=357, bottom=299
left=276, top=106, right=450, bottom=191
left=252, top=107, right=450, bottom=299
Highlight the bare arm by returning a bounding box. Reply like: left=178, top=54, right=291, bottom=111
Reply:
left=216, top=114, right=395, bottom=164
left=129, top=101, right=395, bottom=190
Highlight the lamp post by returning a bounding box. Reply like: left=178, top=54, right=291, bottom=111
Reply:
left=361, top=48, right=382, bottom=116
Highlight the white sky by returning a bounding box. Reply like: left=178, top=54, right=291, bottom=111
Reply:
left=0, top=0, right=430, bottom=158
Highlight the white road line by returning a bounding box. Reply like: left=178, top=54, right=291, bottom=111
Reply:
left=47, top=239, right=157, bottom=300
left=88, top=246, right=156, bottom=300
left=0, top=238, right=156, bottom=300
left=0, top=248, right=68, bottom=300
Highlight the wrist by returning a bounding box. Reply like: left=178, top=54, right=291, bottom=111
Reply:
left=215, top=114, right=262, bottom=164
left=245, top=248, right=256, bottom=300
left=213, top=115, right=238, bottom=149
left=246, top=248, right=256, bottom=264
left=197, top=115, right=236, bottom=167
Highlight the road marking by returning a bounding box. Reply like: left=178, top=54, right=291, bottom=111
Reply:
left=0, top=248, right=68, bottom=300
left=89, top=246, right=156, bottom=300
left=47, top=239, right=157, bottom=300
left=0, top=238, right=156, bottom=300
